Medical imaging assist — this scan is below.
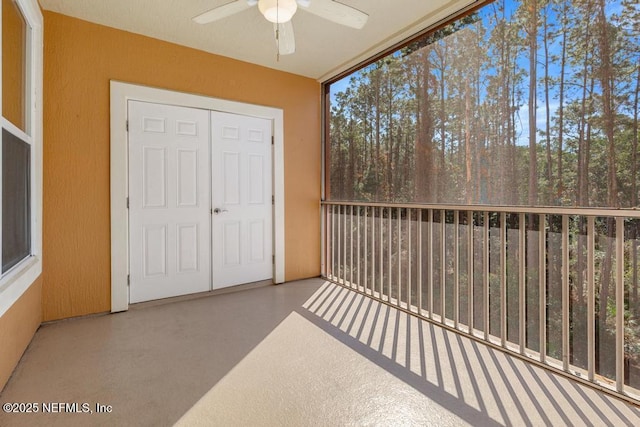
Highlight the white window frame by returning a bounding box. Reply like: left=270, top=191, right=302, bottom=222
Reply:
left=0, top=0, right=43, bottom=318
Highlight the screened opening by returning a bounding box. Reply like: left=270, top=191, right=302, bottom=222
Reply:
left=323, top=0, right=640, bottom=397
left=325, top=0, right=639, bottom=209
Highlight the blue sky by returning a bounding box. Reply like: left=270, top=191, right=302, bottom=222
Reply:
left=328, top=0, right=630, bottom=147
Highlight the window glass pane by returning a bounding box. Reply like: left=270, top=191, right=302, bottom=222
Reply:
left=327, top=0, right=640, bottom=209
left=2, top=0, right=27, bottom=132
left=2, top=128, right=31, bottom=271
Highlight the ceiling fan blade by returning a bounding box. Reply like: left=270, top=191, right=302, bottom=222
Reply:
left=274, top=21, right=296, bottom=55
left=193, top=0, right=255, bottom=24
left=298, top=0, right=368, bottom=29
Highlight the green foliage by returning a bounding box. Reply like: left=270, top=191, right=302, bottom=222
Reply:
left=327, top=0, right=639, bottom=209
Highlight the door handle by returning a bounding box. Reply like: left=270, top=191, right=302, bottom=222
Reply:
left=213, top=208, right=228, bottom=214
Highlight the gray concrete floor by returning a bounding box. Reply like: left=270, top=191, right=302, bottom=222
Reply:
left=1, top=278, right=639, bottom=426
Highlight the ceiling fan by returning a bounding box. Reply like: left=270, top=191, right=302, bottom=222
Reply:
left=193, top=0, right=368, bottom=56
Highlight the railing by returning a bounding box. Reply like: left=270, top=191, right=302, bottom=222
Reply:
left=321, top=201, right=640, bottom=403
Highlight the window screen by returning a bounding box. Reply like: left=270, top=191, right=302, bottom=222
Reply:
left=2, top=0, right=28, bottom=132
left=2, top=128, right=31, bottom=271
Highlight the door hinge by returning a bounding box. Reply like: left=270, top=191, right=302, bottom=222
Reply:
left=272, top=195, right=274, bottom=205
left=127, top=274, right=130, bottom=286
left=272, top=255, right=275, bottom=264
left=126, top=120, right=129, bottom=132
left=271, top=135, right=274, bottom=145
left=126, top=197, right=129, bottom=209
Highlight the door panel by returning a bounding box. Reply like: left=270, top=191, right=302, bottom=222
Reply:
left=248, top=220, right=266, bottom=262
left=177, top=149, right=199, bottom=206
left=143, top=225, right=167, bottom=277
left=223, top=152, right=241, bottom=204
left=142, top=147, right=167, bottom=208
left=248, top=154, right=265, bottom=204
left=211, top=111, right=273, bottom=288
left=223, top=221, right=241, bottom=266
left=177, top=223, right=200, bottom=272
left=129, top=101, right=211, bottom=303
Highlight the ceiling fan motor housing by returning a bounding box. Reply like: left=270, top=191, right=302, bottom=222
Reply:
left=258, top=0, right=298, bottom=23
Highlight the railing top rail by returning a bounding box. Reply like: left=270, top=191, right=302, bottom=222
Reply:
left=321, top=200, right=640, bottom=218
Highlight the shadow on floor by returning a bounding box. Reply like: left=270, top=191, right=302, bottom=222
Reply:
left=2, top=279, right=640, bottom=426
left=298, top=281, right=640, bottom=426
left=0, top=279, right=324, bottom=427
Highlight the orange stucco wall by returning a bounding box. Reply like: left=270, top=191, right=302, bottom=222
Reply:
left=43, top=11, right=321, bottom=321
left=0, top=277, right=42, bottom=391
left=0, top=0, right=41, bottom=393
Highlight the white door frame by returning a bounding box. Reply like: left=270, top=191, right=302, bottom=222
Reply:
left=110, top=81, right=285, bottom=312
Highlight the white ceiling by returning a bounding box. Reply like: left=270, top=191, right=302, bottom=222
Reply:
left=39, top=0, right=476, bottom=81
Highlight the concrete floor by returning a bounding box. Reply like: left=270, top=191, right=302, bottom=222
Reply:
left=1, top=278, right=639, bottom=426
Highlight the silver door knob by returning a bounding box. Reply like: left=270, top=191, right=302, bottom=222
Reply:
left=213, top=208, right=228, bottom=214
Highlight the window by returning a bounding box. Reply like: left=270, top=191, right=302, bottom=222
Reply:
left=325, top=0, right=639, bottom=209
left=2, top=129, right=30, bottom=271
left=2, top=0, right=30, bottom=275
left=2, top=0, right=26, bottom=132
left=0, top=0, right=42, bottom=315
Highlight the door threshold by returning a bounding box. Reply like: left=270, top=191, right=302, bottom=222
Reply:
left=129, top=279, right=273, bottom=310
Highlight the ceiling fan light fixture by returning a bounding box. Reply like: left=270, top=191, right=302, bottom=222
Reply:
left=258, top=0, right=297, bottom=24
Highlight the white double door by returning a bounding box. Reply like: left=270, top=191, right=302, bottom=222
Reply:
left=128, top=101, right=273, bottom=303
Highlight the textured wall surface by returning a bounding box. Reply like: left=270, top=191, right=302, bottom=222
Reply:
left=43, top=11, right=321, bottom=321
left=0, top=277, right=41, bottom=392
left=0, top=0, right=41, bottom=395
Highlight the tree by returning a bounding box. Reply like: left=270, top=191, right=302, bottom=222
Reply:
left=526, top=0, right=539, bottom=205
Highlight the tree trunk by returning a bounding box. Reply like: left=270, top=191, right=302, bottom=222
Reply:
left=415, top=58, right=435, bottom=202
left=438, top=44, right=448, bottom=203
left=528, top=0, right=538, bottom=206
left=465, top=76, right=473, bottom=205
left=374, top=70, right=382, bottom=200
left=385, top=70, right=401, bottom=200
left=577, top=10, right=592, bottom=208
left=543, top=7, right=552, bottom=204
left=632, top=64, right=639, bottom=313
left=596, top=0, right=619, bottom=208
left=556, top=1, right=567, bottom=202
left=348, top=113, right=355, bottom=200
